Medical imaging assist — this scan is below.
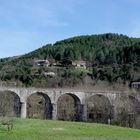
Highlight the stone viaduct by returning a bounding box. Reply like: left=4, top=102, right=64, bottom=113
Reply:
left=0, top=86, right=140, bottom=123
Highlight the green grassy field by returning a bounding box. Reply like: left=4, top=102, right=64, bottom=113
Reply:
left=0, top=119, right=140, bottom=140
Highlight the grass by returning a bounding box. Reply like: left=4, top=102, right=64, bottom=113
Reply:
left=0, top=119, right=140, bottom=140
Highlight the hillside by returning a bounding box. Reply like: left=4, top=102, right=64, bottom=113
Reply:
left=0, top=119, right=140, bottom=140
left=0, top=33, right=140, bottom=88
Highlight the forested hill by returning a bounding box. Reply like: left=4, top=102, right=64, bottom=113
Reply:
left=0, top=33, right=140, bottom=88
left=24, top=33, right=140, bottom=64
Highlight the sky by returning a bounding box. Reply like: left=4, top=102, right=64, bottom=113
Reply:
left=0, top=0, right=140, bottom=58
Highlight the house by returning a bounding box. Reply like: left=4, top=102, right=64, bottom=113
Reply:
left=35, top=60, right=49, bottom=67
left=48, top=59, right=57, bottom=66
left=43, top=72, right=56, bottom=77
left=72, top=60, right=86, bottom=69
left=131, top=82, right=140, bottom=89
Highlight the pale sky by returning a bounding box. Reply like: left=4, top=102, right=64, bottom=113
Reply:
left=0, top=0, right=140, bottom=58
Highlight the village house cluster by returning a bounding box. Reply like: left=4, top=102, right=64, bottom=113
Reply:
left=34, top=59, right=87, bottom=78
left=34, top=59, right=87, bottom=69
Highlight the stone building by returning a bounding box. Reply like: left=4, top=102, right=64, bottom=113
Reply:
left=35, top=60, right=50, bottom=67
left=131, top=82, right=140, bottom=89
left=72, top=60, right=86, bottom=69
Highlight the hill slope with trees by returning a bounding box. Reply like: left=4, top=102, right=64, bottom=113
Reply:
left=0, top=33, right=139, bottom=88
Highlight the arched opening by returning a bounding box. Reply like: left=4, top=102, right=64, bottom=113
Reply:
left=87, top=95, right=113, bottom=123
left=116, top=95, right=140, bottom=128
left=27, top=92, right=52, bottom=119
left=57, top=93, right=83, bottom=121
left=0, top=90, right=21, bottom=117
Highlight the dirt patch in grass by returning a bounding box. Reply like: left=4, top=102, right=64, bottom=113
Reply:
left=52, top=127, right=65, bottom=131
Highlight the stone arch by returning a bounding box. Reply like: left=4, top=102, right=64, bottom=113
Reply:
left=27, top=92, right=52, bottom=119
left=0, top=90, right=21, bottom=117
left=128, top=95, right=140, bottom=113
left=86, top=94, right=113, bottom=123
left=57, top=93, right=83, bottom=121
left=115, top=95, right=140, bottom=128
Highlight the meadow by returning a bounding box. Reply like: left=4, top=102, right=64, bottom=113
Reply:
left=0, top=119, right=140, bottom=140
